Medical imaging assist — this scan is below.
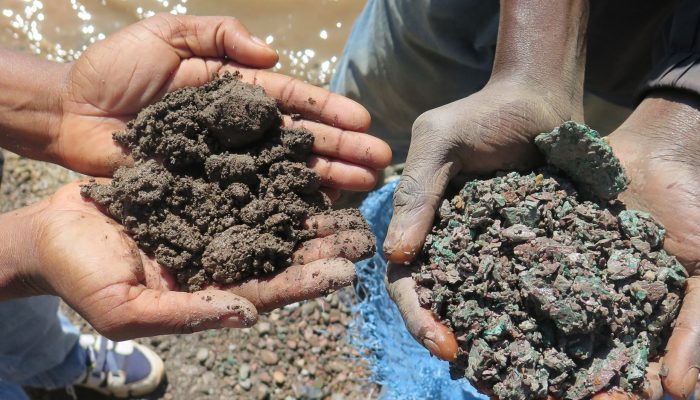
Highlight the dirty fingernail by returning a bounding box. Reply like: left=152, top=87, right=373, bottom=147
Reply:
left=220, top=313, right=255, bottom=329
left=422, top=338, right=440, bottom=355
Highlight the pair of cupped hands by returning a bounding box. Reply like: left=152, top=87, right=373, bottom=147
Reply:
left=6, top=14, right=700, bottom=400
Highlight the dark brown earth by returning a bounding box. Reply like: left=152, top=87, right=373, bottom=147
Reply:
left=82, top=72, right=370, bottom=291
left=1, top=4, right=378, bottom=398
left=414, top=123, right=687, bottom=400
left=0, top=151, right=380, bottom=399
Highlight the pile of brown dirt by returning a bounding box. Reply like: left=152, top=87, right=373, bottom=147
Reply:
left=414, top=123, right=686, bottom=399
left=82, top=73, right=371, bottom=291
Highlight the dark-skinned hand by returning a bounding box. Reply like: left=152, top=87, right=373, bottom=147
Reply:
left=0, top=181, right=374, bottom=341
left=385, top=88, right=700, bottom=399
left=20, top=14, right=391, bottom=197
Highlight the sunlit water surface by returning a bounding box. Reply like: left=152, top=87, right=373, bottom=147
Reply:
left=0, top=0, right=364, bottom=86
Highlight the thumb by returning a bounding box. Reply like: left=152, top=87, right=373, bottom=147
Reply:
left=384, top=149, right=461, bottom=264
left=94, top=287, right=258, bottom=341
left=659, top=276, right=700, bottom=400
left=386, top=263, right=458, bottom=361
left=143, top=14, right=278, bottom=68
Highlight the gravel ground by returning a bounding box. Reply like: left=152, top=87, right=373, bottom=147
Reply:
left=1, top=151, right=380, bottom=400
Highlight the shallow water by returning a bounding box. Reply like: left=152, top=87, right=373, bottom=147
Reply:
left=0, top=0, right=364, bottom=86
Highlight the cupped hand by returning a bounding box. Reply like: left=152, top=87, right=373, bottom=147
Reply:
left=55, top=14, right=391, bottom=194
left=386, top=90, right=700, bottom=398
left=607, top=92, right=700, bottom=400
left=384, top=79, right=583, bottom=361
left=5, top=181, right=373, bottom=341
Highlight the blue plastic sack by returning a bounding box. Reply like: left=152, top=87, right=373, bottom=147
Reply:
left=352, top=180, right=486, bottom=400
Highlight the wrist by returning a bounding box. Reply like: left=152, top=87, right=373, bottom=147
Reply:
left=0, top=48, right=70, bottom=163
left=482, top=76, right=584, bottom=123
left=489, top=0, right=588, bottom=119
left=0, top=202, right=46, bottom=300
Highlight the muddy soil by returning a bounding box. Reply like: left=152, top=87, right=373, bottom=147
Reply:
left=0, top=3, right=380, bottom=398
left=0, top=152, right=380, bottom=400
left=414, top=122, right=686, bottom=400
left=82, top=73, right=370, bottom=291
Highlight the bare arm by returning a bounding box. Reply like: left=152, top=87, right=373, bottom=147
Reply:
left=0, top=48, right=68, bottom=163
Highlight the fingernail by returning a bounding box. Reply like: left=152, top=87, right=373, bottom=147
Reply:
left=220, top=313, right=256, bottom=328
left=423, top=338, right=440, bottom=356
left=251, top=35, right=272, bottom=49
left=220, top=315, right=242, bottom=328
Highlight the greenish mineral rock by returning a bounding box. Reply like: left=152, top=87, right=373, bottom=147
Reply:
left=415, top=122, right=686, bottom=400
left=534, top=121, right=629, bottom=200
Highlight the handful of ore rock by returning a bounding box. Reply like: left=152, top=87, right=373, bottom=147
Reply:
left=414, top=122, right=687, bottom=400
left=82, top=73, right=373, bottom=291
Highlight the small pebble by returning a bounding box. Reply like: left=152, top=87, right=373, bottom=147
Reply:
left=196, top=348, right=209, bottom=363
left=239, top=363, right=251, bottom=379
left=256, top=322, right=271, bottom=335
left=273, top=370, right=286, bottom=385
left=260, top=349, right=279, bottom=365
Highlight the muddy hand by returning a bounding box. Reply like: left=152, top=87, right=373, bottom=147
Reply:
left=380, top=79, right=584, bottom=360
left=0, top=182, right=259, bottom=340
left=385, top=262, right=458, bottom=361
left=382, top=0, right=589, bottom=360
left=605, top=92, right=700, bottom=400
left=221, top=212, right=375, bottom=312
left=0, top=182, right=376, bottom=340
left=382, top=0, right=589, bottom=265
left=382, top=81, right=583, bottom=264
left=52, top=13, right=391, bottom=193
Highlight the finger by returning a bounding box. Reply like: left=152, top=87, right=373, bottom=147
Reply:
left=386, top=262, right=458, bottom=361
left=661, top=276, right=700, bottom=399
left=283, top=116, right=392, bottom=169
left=56, top=115, right=134, bottom=177
left=221, top=65, right=371, bottom=132
left=384, top=148, right=462, bottom=264
left=224, top=258, right=355, bottom=313
left=308, top=155, right=379, bottom=191
left=304, top=209, right=368, bottom=237
left=292, top=230, right=375, bottom=264
left=143, top=14, right=278, bottom=68
left=98, top=287, right=258, bottom=340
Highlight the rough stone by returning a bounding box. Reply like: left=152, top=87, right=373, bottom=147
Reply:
left=415, top=122, right=686, bottom=399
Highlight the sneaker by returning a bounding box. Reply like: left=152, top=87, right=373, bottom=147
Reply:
left=74, top=335, right=165, bottom=398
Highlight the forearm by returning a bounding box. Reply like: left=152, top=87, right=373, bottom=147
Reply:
left=0, top=48, right=69, bottom=162
left=490, top=0, right=589, bottom=107
left=0, top=204, right=43, bottom=301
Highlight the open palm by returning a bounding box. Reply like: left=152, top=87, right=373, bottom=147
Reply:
left=56, top=14, right=391, bottom=194
left=27, top=181, right=373, bottom=341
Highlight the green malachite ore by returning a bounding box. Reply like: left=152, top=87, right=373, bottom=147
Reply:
left=414, top=122, right=686, bottom=400
left=534, top=121, right=629, bottom=200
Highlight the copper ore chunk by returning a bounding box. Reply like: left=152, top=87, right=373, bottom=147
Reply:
left=415, top=164, right=686, bottom=399
left=534, top=121, right=629, bottom=200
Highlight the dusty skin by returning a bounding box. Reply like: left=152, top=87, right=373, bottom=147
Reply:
left=82, top=73, right=374, bottom=291
left=414, top=123, right=686, bottom=400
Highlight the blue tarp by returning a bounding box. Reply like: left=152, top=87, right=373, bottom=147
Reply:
left=352, top=180, right=486, bottom=400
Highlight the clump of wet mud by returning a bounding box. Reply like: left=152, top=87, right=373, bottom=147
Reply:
left=414, top=122, right=686, bottom=400
left=82, top=73, right=372, bottom=291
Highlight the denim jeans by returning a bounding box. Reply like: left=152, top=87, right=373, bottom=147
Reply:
left=0, top=296, right=86, bottom=400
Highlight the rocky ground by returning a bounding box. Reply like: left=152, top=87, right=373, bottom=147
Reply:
left=1, top=151, right=380, bottom=399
